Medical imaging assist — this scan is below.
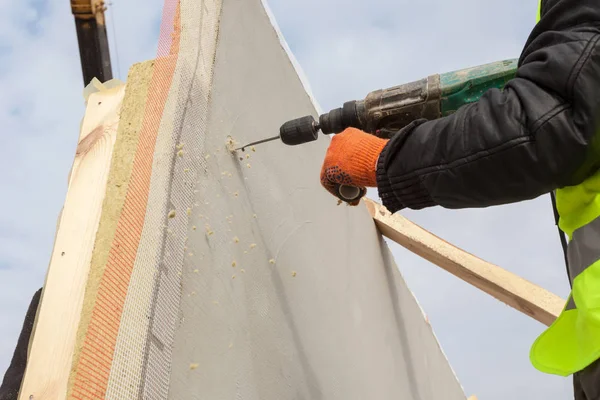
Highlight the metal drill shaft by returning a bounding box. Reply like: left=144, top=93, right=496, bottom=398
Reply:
left=235, top=135, right=280, bottom=152
left=235, top=115, right=321, bottom=151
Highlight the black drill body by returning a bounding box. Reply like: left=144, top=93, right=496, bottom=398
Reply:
left=279, top=74, right=441, bottom=145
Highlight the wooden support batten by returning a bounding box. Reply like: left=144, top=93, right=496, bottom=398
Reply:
left=364, top=198, right=566, bottom=327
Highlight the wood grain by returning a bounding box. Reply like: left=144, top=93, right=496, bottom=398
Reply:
left=18, top=84, right=126, bottom=400
left=364, top=198, right=565, bottom=327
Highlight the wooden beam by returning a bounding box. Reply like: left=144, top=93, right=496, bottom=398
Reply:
left=363, top=198, right=565, bottom=327
left=17, top=83, right=126, bottom=400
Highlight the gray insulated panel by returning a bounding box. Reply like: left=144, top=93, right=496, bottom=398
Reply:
left=158, top=0, right=467, bottom=399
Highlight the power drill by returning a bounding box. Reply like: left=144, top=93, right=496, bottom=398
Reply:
left=236, top=59, right=517, bottom=202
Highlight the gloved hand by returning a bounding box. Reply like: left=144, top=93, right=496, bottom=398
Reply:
left=320, top=127, right=389, bottom=205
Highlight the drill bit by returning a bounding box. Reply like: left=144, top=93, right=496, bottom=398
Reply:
left=235, top=135, right=280, bottom=152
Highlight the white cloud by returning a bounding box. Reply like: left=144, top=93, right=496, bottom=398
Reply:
left=0, top=0, right=575, bottom=398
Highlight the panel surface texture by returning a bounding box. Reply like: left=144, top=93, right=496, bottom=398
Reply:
left=163, top=0, right=467, bottom=399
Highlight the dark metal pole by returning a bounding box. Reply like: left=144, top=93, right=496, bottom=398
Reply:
left=71, top=0, right=113, bottom=86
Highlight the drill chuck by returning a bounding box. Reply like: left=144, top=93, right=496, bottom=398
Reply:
left=279, top=115, right=319, bottom=145
left=279, top=101, right=362, bottom=146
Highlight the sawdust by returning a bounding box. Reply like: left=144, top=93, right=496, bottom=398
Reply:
left=205, top=224, right=214, bottom=235
left=225, top=135, right=237, bottom=152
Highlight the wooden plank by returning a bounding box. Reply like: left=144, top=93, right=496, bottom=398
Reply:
left=18, top=83, right=126, bottom=400
left=363, top=198, right=565, bottom=327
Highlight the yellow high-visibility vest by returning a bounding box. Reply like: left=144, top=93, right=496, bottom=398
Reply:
left=529, top=1, right=600, bottom=376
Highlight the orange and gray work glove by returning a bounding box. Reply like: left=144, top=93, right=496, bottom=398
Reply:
left=320, top=127, right=389, bottom=205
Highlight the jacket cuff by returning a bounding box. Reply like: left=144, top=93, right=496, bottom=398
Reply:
left=376, top=144, right=404, bottom=213
left=376, top=120, right=436, bottom=213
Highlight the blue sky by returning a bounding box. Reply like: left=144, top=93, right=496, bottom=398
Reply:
left=0, top=0, right=574, bottom=398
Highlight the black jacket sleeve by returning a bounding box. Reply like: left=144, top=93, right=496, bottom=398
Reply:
left=376, top=0, right=600, bottom=213
left=0, top=288, right=41, bottom=400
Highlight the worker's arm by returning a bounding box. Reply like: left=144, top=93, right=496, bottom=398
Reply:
left=373, top=0, right=600, bottom=213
